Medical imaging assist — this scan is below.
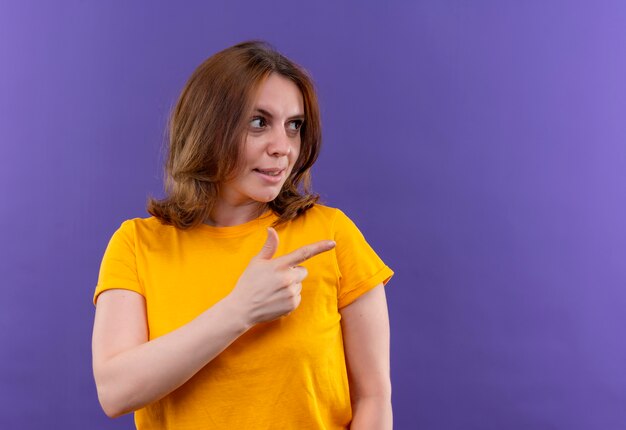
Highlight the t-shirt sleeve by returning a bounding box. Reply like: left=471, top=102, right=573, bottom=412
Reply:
left=93, top=220, right=145, bottom=305
left=333, top=209, right=394, bottom=309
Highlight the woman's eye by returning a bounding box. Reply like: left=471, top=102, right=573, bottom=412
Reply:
left=287, top=120, right=303, bottom=131
left=250, top=117, right=266, bottom=129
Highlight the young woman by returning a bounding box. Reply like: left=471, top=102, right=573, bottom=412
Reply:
left=92, top=41, right=393, bottom=429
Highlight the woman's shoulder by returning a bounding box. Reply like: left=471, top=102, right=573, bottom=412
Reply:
left=299, top=203, right=343, bottom=224
left=291, top=204, right=358, bottom=233
left=111, top=216, right=177, bottom=242
left=305, top=203, right=357, bottom=223
left=301, top=204, right=370, bottom=240
left=115, top=215, right=167, bottom=229
left=307, top=203, right=337, bottom=215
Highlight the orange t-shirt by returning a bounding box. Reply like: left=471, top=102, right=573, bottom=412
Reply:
left=94, top=204, right=393, bottom=429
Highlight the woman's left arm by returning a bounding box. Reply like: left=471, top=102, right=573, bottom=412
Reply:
left=340, top=284, right=392, bottom=430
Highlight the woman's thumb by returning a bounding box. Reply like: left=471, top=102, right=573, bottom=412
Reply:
left=256, top=227, right=279, bottom=260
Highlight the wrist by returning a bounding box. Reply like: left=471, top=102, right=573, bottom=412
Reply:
left=220, top=294, right=255, bottom=333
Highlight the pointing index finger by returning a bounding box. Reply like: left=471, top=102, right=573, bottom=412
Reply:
left=277, top=240, right=336, bottom=267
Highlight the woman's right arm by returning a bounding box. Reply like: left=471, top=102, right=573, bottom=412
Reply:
left=92, top=288, right=249, bottom=418
left=92, top=228, right=335, bottom=418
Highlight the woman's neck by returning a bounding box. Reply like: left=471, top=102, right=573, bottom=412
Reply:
left=205, top=200, right=268, bottom=227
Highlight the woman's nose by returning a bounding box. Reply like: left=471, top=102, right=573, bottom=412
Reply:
left=267, top=128, right=291, bottom=156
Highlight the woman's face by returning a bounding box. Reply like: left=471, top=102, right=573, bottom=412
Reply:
left=220, top=73, right=304, bottom=207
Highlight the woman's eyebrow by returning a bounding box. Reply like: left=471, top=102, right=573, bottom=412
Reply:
left=253, top=107, right=304, bottom=121
left=253, top=108, right=274, bottom=118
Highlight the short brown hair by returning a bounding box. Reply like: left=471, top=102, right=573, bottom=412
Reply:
left=147, top=41, right=321, bottom=229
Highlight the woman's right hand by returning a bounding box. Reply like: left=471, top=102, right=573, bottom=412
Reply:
left=228, top=227, right=335, bottom=325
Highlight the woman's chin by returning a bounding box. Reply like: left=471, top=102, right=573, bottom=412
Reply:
left=253, top=191, right=280, bottom=203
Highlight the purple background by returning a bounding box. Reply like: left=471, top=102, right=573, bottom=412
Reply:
left=1, top=1, right=625, bottom=429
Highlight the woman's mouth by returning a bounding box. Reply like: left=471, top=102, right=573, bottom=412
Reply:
left=253, top=168, right=285, bottom=183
